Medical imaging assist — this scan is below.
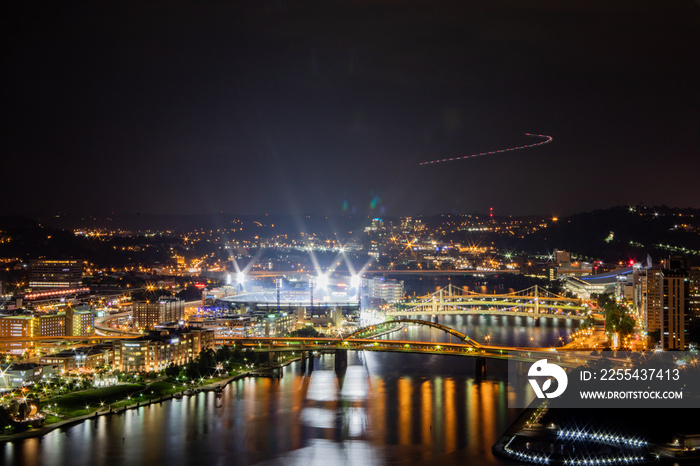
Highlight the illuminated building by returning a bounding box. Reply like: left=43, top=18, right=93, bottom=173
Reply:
left=39, top=346, right=109, bottom=372
left=0, top=315, right=34, bottom=337
left=298, top=306, right=342, bottom=330
left=554, top=249, right=571, bottom=265
left=641, top=260, right=689, bottom=350
left=0, top=308, right=94, bottom=354
left=642, top=268, right=664, bottom=334
left=217, top=315, right=256, bottom=337
left=0, top=363, right=49, bottom=389
left=36, top=313, right=66, bottom=337
left=0, top=315, right=34, bottom=354
left=565, top=266, right=635, bottom=300
left=35, top=308, right=94, bottom=337
left=364, top=277, right=404, bottom=304
left=28, top=259, right=83, bottom=290
left=202, top=286, right=237, bottom=305
left=69, top=308, right=95, bottom=336
left=661, top=269, right=689, bottom=350
left=689, top=269, right=700, bottom=319
left=255, top=311, right=297, bottom=337
left=112, top=328, right=214, bottom=372
left=133, top=297, right=185, bottom=330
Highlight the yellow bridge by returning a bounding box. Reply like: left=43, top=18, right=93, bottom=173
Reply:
left=387, top=284, right=589, bottom=320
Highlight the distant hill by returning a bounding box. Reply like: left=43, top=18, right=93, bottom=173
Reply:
left=514, top=205, right=700, bottom=264
left=5, top=206, right=700, bottom=266
left=36, top=213, right=371, bottom=238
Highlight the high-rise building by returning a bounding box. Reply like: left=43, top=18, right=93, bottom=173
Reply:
left=661, top=270, right=689, bottom=350
left=29, top=259, right=83, bottom=290
left=688, top=269, right=700, bottom=319
left=640, top=261, right=689, bottom=350
left=643, top=268, right=664, bottom=334
left=133, top=297, right=185, bottom=330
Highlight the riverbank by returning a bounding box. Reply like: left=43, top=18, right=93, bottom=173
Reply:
left=0, top=352, right=307, bottom=444
left=0, top=373, right=246, bottom=443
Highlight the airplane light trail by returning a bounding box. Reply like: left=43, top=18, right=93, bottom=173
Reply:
left=420, top=133, right=553, bottom=165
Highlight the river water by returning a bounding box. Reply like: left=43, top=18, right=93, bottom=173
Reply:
left=4, top=351, right=529, bottom=466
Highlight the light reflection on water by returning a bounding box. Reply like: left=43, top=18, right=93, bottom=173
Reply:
left=2, top=352, right=523, bottom=466
left=383, top=314, right=577, bottom=348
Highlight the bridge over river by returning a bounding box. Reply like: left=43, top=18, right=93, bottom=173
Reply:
left=386, top=284, right=590, bottom=320
left=216, top=319, right=597, bottom=376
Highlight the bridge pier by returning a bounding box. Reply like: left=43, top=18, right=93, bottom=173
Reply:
left=534, top=317, right=541, bottom=327
left=475, top=357, right=487, bottom=378
left=299, top=350, right=307, bottom=372
left=433, top=314, right=439, bottom=324
left=308, top=352, right=314, bottom=372
left=334, top=349, right=348, bottom=373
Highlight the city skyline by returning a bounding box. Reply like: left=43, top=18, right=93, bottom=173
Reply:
left=4, top=1, right=699, bottom=218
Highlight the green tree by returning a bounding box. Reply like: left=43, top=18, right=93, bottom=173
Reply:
left=601, top=295, right=636, bottom=338
left=288, top=327, right=321, bottom=337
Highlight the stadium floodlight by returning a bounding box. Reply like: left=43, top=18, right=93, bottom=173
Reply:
left=316, top=274, right=328, bottom=289
left=237, top=272, right=245, bottom=284
left=350, top=274, right=361, bottom=289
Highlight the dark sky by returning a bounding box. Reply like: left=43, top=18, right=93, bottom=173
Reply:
left=4, top=0, right=699, bottom=218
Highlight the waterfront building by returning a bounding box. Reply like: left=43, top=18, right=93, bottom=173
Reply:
left=133, top=297, right=185, bottom=330
left=39, top=346, right=110, bottom=373
left=28, top=259, right=83, bottom=290
left=112, top=327, right=214, bottom=372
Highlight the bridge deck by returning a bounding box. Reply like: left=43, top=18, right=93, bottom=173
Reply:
left=216, top=336, right=593, bottom=366
left=387, top=309, right=586, bottom=319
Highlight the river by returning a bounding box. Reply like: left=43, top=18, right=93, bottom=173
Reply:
left=3, top=350, right=537, bottom=466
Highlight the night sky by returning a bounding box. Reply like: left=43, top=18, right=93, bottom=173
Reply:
left=4, top=0, right=699, bottom=218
